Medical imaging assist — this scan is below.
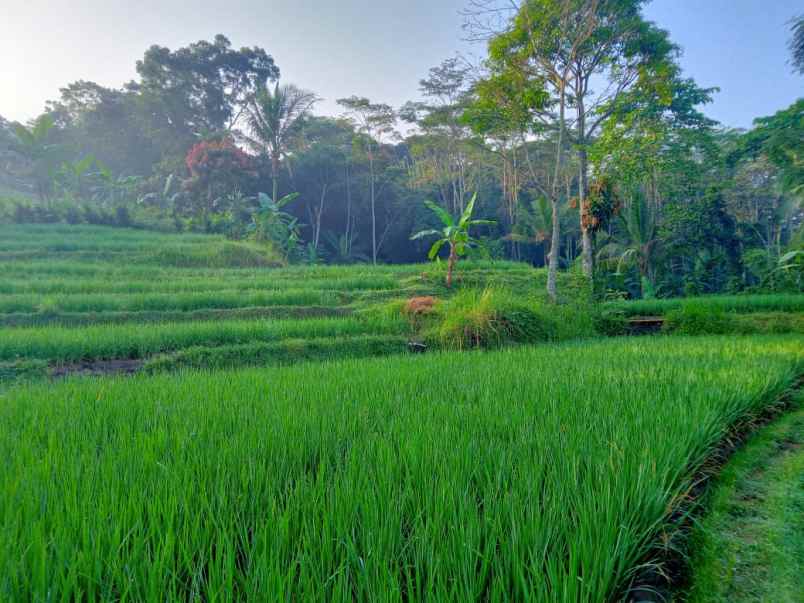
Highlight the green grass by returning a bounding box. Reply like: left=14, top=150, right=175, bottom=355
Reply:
left=0, top=274, right=400, bottom=295
left=0, top=306, right=352, bottom=328
left=143, top=335, right=410, bottom=372
left=605, top=294, right=804, bottom=317
left=686, top=396, right=804, bottom=602
left=427, top=287, right=595, bottom=349
left=0, top=336, right=800, bottom=601
left=664, top=306, right=804, bottom=335
left=0, top=225, right=586, bottom=375
left=0, top=316, right=408, bottom=362
left=0, top=289, right=348, bottom=314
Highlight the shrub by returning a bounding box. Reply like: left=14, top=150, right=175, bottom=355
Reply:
left=733, top=312, right=804, bottom=335
left=404, top=296, right=437, bottom=316
left=664, top=304, right=804, bottom=336
left=432, top=288, right=559, bottom=349
left=663, top=302, right=734, bottom=335
left=592, top=308, right=629, bottom=337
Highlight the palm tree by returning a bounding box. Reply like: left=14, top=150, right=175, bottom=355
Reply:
left=411, top=193, right=494, bottom=287
left=597, top=194, right=660, bottom=298
left=12, top=115, right=58, bottom=201
left=507, top=196, right=554, bottom=265
left=244, top=83, right=318, bottom=203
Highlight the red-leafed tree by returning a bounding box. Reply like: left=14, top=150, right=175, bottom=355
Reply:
left=183, top=137, right=256, bottom=224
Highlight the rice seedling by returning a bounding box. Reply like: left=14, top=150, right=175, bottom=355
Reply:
left=0, top=316, right=408, bottom=362
left=605, top=294, right=804, bottom=317
left=0, top=289, right=348, bottom=314
left=0, top=336, right=799, bottom=601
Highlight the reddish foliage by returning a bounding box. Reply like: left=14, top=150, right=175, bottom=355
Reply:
left=185, top=138, right=254, bottom=178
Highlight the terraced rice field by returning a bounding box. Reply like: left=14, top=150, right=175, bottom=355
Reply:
left=0, top=224, right=561, bottom=380
left=604, top=293, right=804, bottom=317
left=1, top=224, right=802, bottom=600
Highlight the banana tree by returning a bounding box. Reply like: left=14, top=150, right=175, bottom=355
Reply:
left=12, top=115, right=60, bottom=201
left=248, top=192, right=301, bottom=259
left=411, top=192, right=494, bottom=287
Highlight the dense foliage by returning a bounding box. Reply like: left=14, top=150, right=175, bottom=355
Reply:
left=0, top=5, right=801, bottom=300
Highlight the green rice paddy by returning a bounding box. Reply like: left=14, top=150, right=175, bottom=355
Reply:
left=1, top=224, right=802, bottom=601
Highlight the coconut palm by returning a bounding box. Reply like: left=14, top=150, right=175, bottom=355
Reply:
left=598, top=194, right=660, bottom=298
left=243, top=83, right=318, bottom=204
left=411, top=192, right=494, bottom=287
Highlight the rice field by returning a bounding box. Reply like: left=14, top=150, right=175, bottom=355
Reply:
left=0, top=224, right=567, bottom=377
left=604, top=293, right=804, bottom=317
left=0, top=336, right=801, bottom=600
left=2, top=224, right=803, bottom=600
left=0, top=316, right=408, bottom=362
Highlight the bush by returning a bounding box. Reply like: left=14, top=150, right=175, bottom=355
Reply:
left=592, top=308, right=629, bottom=336
left=664, top=303, right=804, bottom=336
left=606, top=294, right=804, bottom=317
left=432, top=288, right=560, bottom=349
left=663, top=302, right=734, bottom=335
left=734, top=312, right=804, bottom=335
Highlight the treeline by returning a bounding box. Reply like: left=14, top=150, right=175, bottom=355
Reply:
left=1, top=6, right=802, bottom=299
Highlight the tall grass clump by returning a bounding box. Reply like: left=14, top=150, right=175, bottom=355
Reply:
left=432, top=287, right=593, bottom=349
left=0, top=336, right=800, bottom=600
left=663, top=301, right=734, bottom=335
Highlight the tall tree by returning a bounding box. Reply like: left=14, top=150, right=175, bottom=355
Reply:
left=130, top=35, right=280, bottom=143
left=337, top=96, right=397, bottom=264
left=735, top=100, right=803, bottom=199
left=291, top=117, right=354, bottom=250
left=243, top=83, right=318, bottom=204
left=472, top=0, right=599, bottom=300
left=183, top=137, right=256, bottom=226
left=46, top=81, right=159, bottom=176
left=401, top=58, right=480, bottom=215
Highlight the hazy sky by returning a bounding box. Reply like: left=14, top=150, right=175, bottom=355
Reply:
left=1, top=0, right=801, bottom=129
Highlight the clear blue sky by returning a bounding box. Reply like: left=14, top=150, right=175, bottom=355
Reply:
left=1, top=0, right=801, bottom=129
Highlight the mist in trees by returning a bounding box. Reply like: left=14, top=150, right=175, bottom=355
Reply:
left=1, top=4, right=801, bottom=299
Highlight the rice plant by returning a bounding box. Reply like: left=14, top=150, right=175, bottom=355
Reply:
left=0, top=316, right=408, bottom=362
left=0, top=336, right=799, bottom=601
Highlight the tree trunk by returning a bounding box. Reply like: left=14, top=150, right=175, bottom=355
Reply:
left=369, top=151, right=377, bottom=265
left=547, top=82, right=567, bottom=303
left=271, top=154, right=280, bottom=203
left=547, top=198, right=561, bottom=301
left=447, top=244, right=457, bottom=288
left=345, top=163, right=352, bottom=254
left=577, top=103, right=594, bottom=280
left=314, top=183, right=328, bottom=249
